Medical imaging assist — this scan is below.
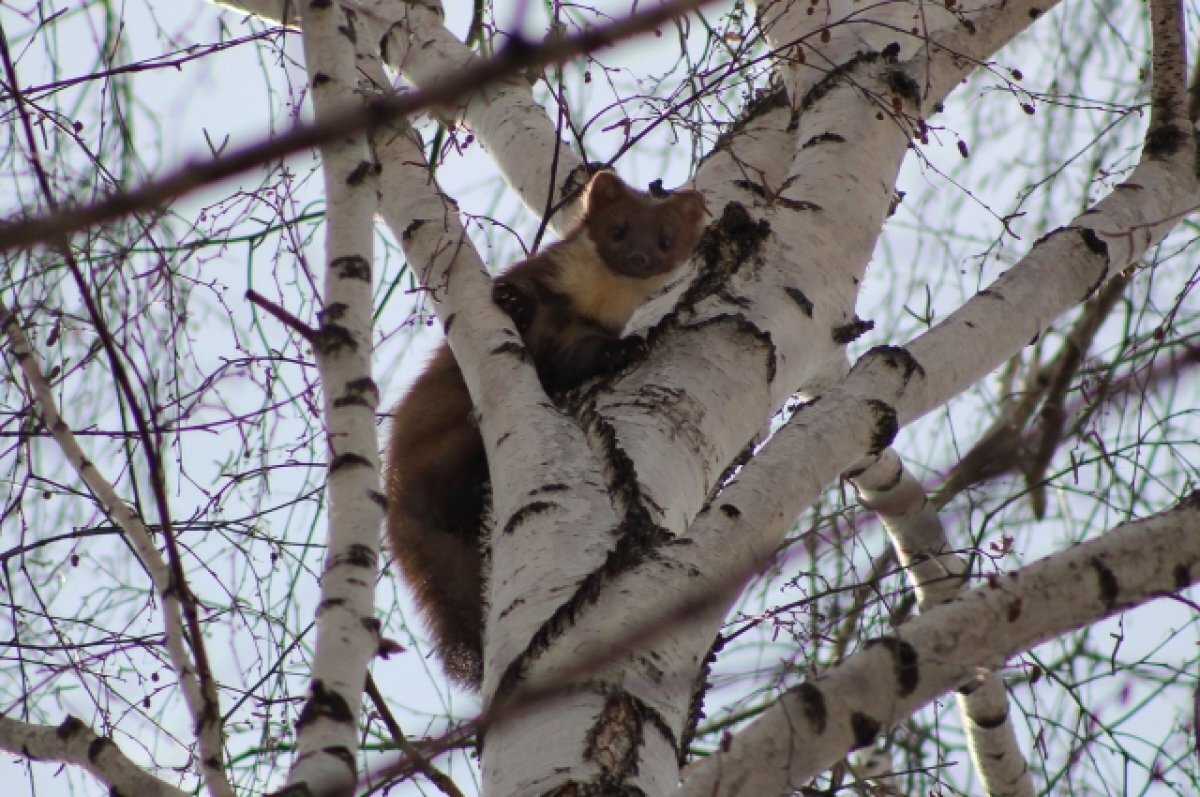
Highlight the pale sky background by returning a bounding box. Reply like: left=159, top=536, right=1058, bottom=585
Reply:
left=1, top=0, right=1197, bottom=795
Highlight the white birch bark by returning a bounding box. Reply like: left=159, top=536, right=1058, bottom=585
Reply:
left=507, top=0, right=1089, bottom=775
left=510, top=1, right=1196, bottom=792
left=366, top=75, right=638, bottom=793
left=0, top=715, right=189, bottom=797
left=676, top=495, right=1200, bottom=795
left=850, top=449, right=1034, bottom=796
left=369, top=115, right=620, bottom=673
left=282, top=3, right=385, bottom=794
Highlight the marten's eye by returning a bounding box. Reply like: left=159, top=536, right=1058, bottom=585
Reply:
left=658, top=234, right=674, bottom=251
left=611, top=223, right=628, bottom=241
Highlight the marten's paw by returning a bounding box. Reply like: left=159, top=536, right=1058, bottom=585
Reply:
left=492, top=281, right=534, bottom=333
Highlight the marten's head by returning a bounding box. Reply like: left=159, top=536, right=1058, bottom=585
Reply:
left=580, top=171, right=707, bottom=279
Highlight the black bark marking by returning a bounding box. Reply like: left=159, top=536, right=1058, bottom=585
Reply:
left=331, top=255, right=371, bottom=282
left=333, top=376, right=380, bottom=408
left=501, top=500, right=558, bottom=534
left=343, top=543, right=376, bottom=568
left=802, top=132, right=846, bottom=148
left=684, top=202, right=771, bottom=308
left=323, top=745, right=357, bottom=770
left=803, top=50, right=887, bottom=111
left=338, top=8, right=358, bottom=43
left=346, top=160, right=375, bottom=186
left=87, top=737, right=114, bottom=763
left=797, top=682, right=828, bottom=733
left=583, top=691, right=649, bottom=785
left=402, top=218, right=425, bottom=241
left=329, top=452, right=372, bottom=472
left=858, top=344, right=926, bottom=382
left=886, top=69, right=921, bottom=104
left=776, top=197, right=823, bottom=212
left=865, top=399, right=898, bottom=455
left=1080, top=227, right=1108, bottom=257
left=1091, top=557, right=1119, bottom=609
left=492, top=339, right=532, bottom=365
left=1146, top=123, right=1186, bottom=158
left=56, top=716, right=85, bottom=739
left=1006, top=597, right=1023, bottom=622
left=973, top=709, right=1009, bottom=729
left=719, top=503, right=741, bottom=518
left=1174, top=564, right=1191, bottom=591
left=681, top=636, right=722, bottom=764
left=296, top=679, right=355, bottom=728
left=849, top=711, right=881, bottom=749
left=866, top=636, right=919, bottom=696
left=314, top=322, right=356, bottom=356
left=832, top=316, right=875, bottom=344
left=785, top=286, right=814, bottom=317
left=732, top=179, right=768, bottom=199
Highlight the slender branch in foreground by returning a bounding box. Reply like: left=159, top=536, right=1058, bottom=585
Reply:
left=0, top=0, right=712, bottom=253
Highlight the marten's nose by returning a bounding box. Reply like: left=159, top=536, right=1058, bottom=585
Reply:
left=627, top=252, right=649, bottom=271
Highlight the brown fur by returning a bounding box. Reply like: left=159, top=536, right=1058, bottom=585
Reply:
left=386, top=172, right=707, bottom=687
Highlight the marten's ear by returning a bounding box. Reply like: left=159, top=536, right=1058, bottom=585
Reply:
left=669, top=189, right=709, bottom=226
left=584, top=170, right=629, bottom=211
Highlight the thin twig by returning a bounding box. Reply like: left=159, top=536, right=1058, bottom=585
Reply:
left=364, top=674, right=466, bottom=797
left=246, top=289, right=319, bottom=343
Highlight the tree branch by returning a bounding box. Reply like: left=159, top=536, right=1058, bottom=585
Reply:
left=281, top=2, right=384, bottom=793
left=0, top=715, right=189, bottom=797
left=0, top=298, right=232, bottom=797
left=851, top=450, right=1034, bottom=797
left=678, top=494, right=1200, bottom=795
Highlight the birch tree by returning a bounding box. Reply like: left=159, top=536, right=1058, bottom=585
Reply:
left=1, top=0, right=1198, bottom=795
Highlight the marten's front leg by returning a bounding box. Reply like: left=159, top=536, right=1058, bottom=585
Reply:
left=544, top=333, right=647, bottom=392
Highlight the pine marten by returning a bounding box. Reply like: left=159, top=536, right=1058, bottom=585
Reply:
left=385, top=171, right=707, bottom=688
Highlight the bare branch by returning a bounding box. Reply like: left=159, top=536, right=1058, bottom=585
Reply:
left=0, top=715, right=189, bottom=797
left=0, top=299, right=233, bottom=797
left=679, top=494, right=1200, bottom=795
left=851, top=450, right=1034, bottom=797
